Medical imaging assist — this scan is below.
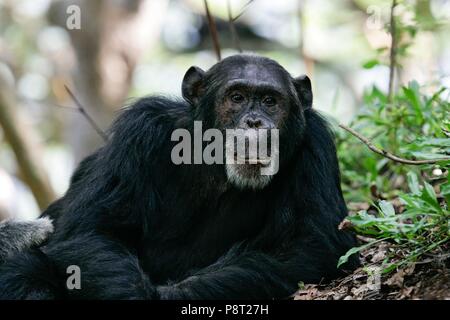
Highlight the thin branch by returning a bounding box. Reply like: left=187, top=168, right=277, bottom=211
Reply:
left=227, top=0, right=242, bottom=52
left=54, top=104, right=79, bottom=111
left=339, top=124, right=450, bottom=165
left=388, top=0, right=398, bottom=103
left=231, top=0, right=254, bottom=22
left=64, top=85, right=109, bottom=142
left=203, top=0, right=222, bottom=61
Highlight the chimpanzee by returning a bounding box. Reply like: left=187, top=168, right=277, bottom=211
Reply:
left=0, top=54, right=358, bottom=300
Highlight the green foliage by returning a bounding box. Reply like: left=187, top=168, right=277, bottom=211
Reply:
left=336, top=72, right=450, bottom=275
left=336, top=80, right=449, bottom=272
left=338, top=172, right=449, bottom=272
left=337, top=0, right=449, bottom=276
left=362, top=0, right=445, bottom=71
left=337, top=82, right=450, bottom=202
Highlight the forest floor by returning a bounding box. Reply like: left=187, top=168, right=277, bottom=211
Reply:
left=293, top=238, right=450, bottom=300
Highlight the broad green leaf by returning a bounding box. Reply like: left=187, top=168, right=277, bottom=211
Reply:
left=407, top=172, right=421, bottom=195
left=379, top=200, right=396, bottom=217
left=421, top=182, right=441, bottom=212
left=408, top=151, right=450, bottom=160
left=403, top=84, right=424, bottom=122
left=415, top=138, right=450, bottom=148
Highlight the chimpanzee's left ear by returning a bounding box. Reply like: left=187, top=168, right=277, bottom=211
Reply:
left=293, top=75, right=313, bottom=110
left=182, top=66, right=206, bottom=105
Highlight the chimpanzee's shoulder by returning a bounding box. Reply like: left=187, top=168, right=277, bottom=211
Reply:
left=124, top=95, right=190, bottom=121
left=109, top=95, right=191, bottom=135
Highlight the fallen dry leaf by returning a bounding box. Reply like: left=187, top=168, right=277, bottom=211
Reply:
left=385, top=269, right=405, bottom=288
left=292, top=239, right=449, bottom=300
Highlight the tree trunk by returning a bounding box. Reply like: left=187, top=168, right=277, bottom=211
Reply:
left=49, top=0, right=168, bottom=162
left=0, top=71, right=56, bottom=210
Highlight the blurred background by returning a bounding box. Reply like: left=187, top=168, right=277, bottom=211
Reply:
left=0, top=0, right=449, bottom=220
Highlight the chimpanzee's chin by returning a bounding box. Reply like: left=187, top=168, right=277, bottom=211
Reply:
left=225, top=163, right=273, bottom=190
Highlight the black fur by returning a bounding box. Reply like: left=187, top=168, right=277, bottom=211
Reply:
left=0, top=218, right=53, bottom=264
left=0, top=55, right=358, bottom=300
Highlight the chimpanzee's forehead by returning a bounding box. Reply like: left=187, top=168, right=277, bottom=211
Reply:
left=207, top=55, right=291, bottom=88
left=226, top=62, right=288, bottom=84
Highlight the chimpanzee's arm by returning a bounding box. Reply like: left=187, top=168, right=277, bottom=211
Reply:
left=0, top=233, right=157, bottom=300
left=156, top=219, right=358, bottom=300
left=48, top=234, right=158, bottom=299
left=156, top=243, right=322, bottom=300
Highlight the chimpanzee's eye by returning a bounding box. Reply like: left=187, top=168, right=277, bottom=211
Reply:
left=230, top=93, right=244, bottom=103
left=263, top=96, right=276, bottom=106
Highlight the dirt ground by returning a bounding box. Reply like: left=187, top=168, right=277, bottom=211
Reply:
left=293, top=240, right=450, bottom=300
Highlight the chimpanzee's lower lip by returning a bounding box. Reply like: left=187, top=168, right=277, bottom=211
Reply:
left=234, top=156, right=271, bottom=166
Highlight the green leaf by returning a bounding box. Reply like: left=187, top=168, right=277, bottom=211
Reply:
left=425, top=87, right=447, bottom=108
left=402, top=83, right=424, bottom=122
left=337, top=239, right=385, bottom=268
left=407, top=172, right=421, bottom=195
left=441, top=182, right=450, bottom=197
left=379, top=200, right=396, bottom=217
left=337, top=244, right=366, bottom=268
left=421, top=182, right=441, bottom=212
left=415, top=138, right=450, bottom=148
left=382, top=263, right=399, bottom=274
left=408, top=151, right=450, bottom=160
left=363, top=59, right=380, bottom=69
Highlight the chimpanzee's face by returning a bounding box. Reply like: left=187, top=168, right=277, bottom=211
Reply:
left=182, top=55, right=311, bottom=190
left=212, top=62, right=291, bottom=131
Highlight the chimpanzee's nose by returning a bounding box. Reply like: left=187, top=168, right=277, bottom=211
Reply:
left=239, top=114, right=273, bottom=129
left=245, top=118, right=262, bottom=128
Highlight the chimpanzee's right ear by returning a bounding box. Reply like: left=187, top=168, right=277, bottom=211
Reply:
left=182, top=66, right=206, bottom=105
left=293, top=75, right=313, bottom=110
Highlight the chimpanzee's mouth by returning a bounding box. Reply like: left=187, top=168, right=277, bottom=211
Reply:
left=233, top=153, right=271, bottom=167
